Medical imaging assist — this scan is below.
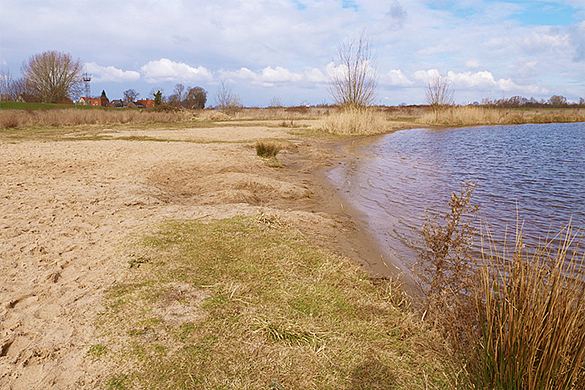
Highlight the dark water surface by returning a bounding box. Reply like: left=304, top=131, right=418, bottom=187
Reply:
left=328, top=122, right=585, bottom=275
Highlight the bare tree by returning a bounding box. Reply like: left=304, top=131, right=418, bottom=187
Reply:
left=426, top=72, right=454, bottom=110
left=328, top=33, right=378, bottom=109
left=21, top=51, right=83, bottom=103
left=215, top=80, right=242, bottom=112
left=123, top=89, right=139, bottom=103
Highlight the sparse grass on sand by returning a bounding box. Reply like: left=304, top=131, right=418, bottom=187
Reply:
left=96, top=215, right=451, bottom=389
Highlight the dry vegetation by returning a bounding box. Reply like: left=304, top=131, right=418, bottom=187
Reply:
left=316, top=107, right=417, bottom=135
left=0, top=108, right=192, bottom=129
left=2, top=104, right=583, bottom=134
left=417, top=106, right=585, bottom=127
left=411, top=183, right=585, bottom=389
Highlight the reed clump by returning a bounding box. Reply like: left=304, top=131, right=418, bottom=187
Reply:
left=316, top=107, right=406, bottom=135
left=465, top=225, right=585, bottom=389
left=417, top=106, right=585, bottom=127
left=413, top=183, right=585, bottom=389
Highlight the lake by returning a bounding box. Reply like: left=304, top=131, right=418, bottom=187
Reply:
left=328, top=122, right=585, bottom=275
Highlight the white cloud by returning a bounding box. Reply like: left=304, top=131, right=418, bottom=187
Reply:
left=383, top=69, right=413, bottom=86
left=85, top=63, right=140, bottom=82
left=219, top=66, right=327, bottom=87
left=140, top=58, right=213, bottom=83
left=412, top=69, right=546, bottom=94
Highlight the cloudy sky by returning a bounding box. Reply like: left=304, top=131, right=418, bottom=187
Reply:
left=1, top=0, right=584, bottom=106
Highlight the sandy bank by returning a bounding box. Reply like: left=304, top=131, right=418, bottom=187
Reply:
left=0, top=124, right=391, bottom=388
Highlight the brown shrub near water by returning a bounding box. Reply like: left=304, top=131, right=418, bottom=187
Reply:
left=412, top=183, right=585, bottom=389
left=316, top=107, right=414, bottom=135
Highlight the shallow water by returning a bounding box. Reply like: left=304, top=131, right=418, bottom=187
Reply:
left=328, top=122, right=585, bottom=275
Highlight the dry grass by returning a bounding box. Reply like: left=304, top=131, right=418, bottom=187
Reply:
left=255, top=141, right=282, bottom=158
left=412, top=184, right=585, bottom=389
left=96, top=216, right=452, bottom=389
left=0, top=108, right=192, bottom=129
left=464, top=225, right=585, bottom=389
left=315, top=107, right=415, bottom=135
left=417, top=106, right=585, bottom=127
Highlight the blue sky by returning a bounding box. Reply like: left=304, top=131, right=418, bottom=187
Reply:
left=1, top=0, right=583, bottom=106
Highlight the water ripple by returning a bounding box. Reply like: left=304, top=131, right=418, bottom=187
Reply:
left=328, top=122, right=585, bottom=274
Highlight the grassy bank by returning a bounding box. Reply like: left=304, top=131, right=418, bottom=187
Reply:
left=3, top=103, right=584, bottom=132
left=95, top=216, right=450, bottom=389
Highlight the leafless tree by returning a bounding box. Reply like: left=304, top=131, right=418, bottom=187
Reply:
left=426, top=73, right=454, bottom=110
left=215, top=80, right=242, bottom=112
left=123, top=89, right=139, bottom=103
left=168, top=83, right=186, bottom=105
left=328, top=33, right=378, bottom=109
left=21, top=51, right=83, bottom=103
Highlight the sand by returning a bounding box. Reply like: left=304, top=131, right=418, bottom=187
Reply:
left=0, top=124, right=390, bottom=389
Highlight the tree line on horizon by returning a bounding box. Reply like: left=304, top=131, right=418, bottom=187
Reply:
left=1, top=49, right=584, bottom=111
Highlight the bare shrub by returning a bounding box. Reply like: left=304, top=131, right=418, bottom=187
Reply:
left=410, top=182, right=479, bottom=326
left=328, top=33, right=378, bottom=109
left=425, top=72, right=454, bottom=111
left=412, top=184, right=585, bottom=389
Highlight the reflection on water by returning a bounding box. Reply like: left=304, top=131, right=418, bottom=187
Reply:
left=328, top=123, right=585, bottom=275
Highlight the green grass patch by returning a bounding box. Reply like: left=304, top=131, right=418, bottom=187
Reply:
left=96, top=215, right=451, bottom=389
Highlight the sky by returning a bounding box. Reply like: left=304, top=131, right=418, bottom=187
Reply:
left=1, top=0, right=584, bottom=107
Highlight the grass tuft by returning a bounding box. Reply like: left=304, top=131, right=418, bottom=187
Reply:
left=255, top=141, right=282, bottom=158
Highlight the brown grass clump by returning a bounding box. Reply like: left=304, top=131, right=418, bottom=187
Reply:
left=463, top=225, right=585, bottom=389
left=255, top=141, right=282, bottom=158
left=316, top=107, right=410, bottom=135
left=412, top=183, right=585, bottom=389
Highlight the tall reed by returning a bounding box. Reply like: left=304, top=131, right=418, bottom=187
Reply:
left=466, top=225, right=585, bottom=389
left=413, top=184, right=585, bottom=389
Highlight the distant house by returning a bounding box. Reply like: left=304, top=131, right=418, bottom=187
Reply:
left=110, top=99, right=124, bottom=108
left=16, top=94, right=40, bottom=103
left=77, top=97, right=91, bottom=105
left=90, top=98, right=102, bottom=107
left=136, top=99, right=155, bottom=108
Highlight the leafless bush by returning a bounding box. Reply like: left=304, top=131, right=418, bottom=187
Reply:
left=328, top=33, right=378, bottom=109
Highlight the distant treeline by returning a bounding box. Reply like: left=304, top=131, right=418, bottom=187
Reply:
left=480, top=95, right=585, bottom=109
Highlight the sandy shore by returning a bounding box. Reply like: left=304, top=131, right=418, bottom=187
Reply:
left=0, top=124, right=391, bottom=389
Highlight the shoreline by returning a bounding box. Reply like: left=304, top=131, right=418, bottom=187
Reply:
left=0, top=123, right=407, bottom=388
